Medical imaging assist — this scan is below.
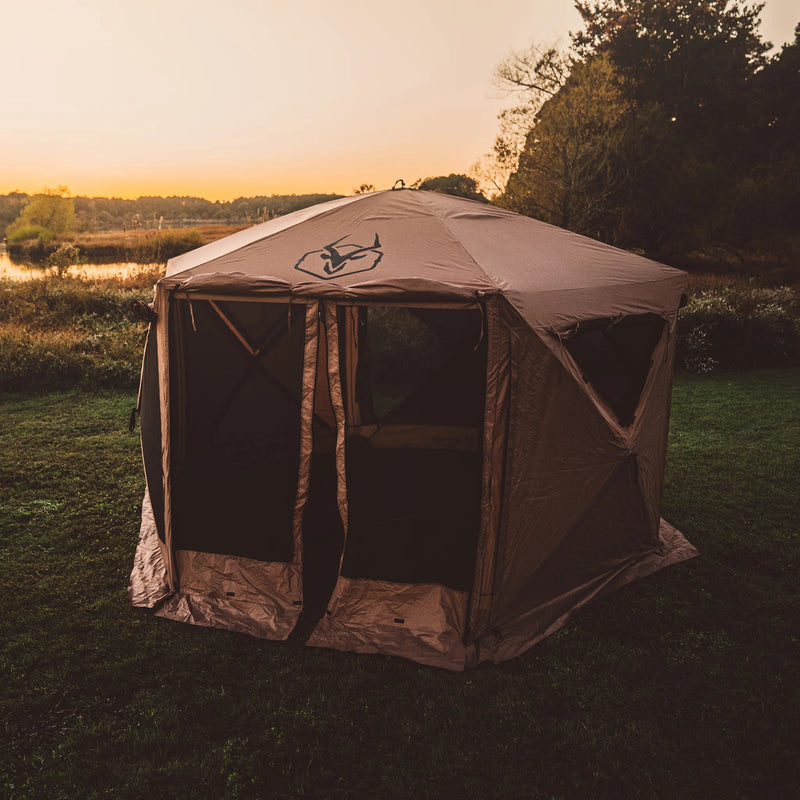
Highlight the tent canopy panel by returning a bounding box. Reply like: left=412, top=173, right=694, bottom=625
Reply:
left=163, top=190, right=686, bottom=334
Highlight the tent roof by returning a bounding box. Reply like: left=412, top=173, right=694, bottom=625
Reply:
left=164, top=189, right=686, bottom=331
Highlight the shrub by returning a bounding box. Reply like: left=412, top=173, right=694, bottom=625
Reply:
left=6, top=224, right=54, bottom=245
left=47, top=243, right=85, bottom=274
left=0, top=278, right=154, bottom=329
left=677, top=285, right=800, bottom=372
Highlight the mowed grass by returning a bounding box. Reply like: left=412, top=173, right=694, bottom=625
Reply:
left=0, top=371, right=798, bottom=799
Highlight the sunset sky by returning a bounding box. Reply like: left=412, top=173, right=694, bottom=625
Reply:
left=2, top=0, right=797, bottom=200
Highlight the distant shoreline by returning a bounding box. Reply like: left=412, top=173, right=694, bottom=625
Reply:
left=5, top=225, right=246, bottom=264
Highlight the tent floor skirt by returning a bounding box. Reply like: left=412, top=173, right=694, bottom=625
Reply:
left=305, top=576, right=472, bottom=670
left=130, top=490, right=696, bottom=668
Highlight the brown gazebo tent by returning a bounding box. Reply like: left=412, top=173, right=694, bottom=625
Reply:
left=129, top=189, right=696, bottom=669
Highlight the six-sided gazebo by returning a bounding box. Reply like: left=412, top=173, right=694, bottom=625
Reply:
left=129, top=189, right=696, bottom=669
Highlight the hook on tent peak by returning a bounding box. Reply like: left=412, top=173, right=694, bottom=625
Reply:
left=392, top=179, right=406, bottom=190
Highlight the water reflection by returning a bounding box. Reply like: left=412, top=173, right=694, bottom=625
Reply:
left=0, top=250, right=163, bottom=282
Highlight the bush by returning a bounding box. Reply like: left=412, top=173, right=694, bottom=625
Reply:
left=0, top=278, right=155, bottom=329
left=6, top=224, right=54, bottom=245
left=677, top=285, right=800, bottom=372
left=47, top=243, right=85, bottom=276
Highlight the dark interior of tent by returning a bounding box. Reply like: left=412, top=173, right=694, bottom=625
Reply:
left=560, top=313, right=666, bottom=426
left=169, top=299, right=306, bottom=563
left=160, top=298, right=487, bottom=622
left=334, top=305, right=486, bottom=594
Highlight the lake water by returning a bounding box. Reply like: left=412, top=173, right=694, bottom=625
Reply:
left=0, top=248, right=162, bottom=282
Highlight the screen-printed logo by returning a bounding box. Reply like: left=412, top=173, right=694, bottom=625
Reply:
left=294, top=233, right=383, bottom=280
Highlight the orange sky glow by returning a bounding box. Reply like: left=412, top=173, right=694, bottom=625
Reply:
left=2, top=0, right=797, bottom=201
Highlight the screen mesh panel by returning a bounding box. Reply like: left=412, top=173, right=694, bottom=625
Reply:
left=562, top=313, right=666, bottom=427
left=170, top=300, right=306, bottom=562
left=339, top=306, right=486, bottom=590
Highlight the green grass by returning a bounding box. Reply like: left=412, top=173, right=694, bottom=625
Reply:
left=1, top=372, right=798, bottom=799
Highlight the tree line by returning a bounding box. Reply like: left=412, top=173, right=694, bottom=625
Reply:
left=481, top=0, right=799, bottom=265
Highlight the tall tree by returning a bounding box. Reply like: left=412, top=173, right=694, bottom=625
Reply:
left=495, top=2, right=798, bottom=258
left=501, top=57, right=631, bottom=237
left=735, top=23, right=800, bottom=243
left=484, top=44, right=571, bottom=193
left=573, top=0, right=768, bottom=159
left=567, top=0, right=771, bottom=256
left=0, top=192, right=28, bottom=233
left=6, top=187, right=75, bottom=242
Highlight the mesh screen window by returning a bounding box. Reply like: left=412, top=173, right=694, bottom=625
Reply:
left=562, top=313, right=666, bottom=427
left=170, top=300, right=306, bottom=563
left=339, top=305, right=487, bottom=590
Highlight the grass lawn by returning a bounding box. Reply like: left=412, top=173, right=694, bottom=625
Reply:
left=1, top=370, right=798, bottom=799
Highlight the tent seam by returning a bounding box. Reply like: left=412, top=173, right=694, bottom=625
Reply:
left=411, top=192, right=502, bottom=292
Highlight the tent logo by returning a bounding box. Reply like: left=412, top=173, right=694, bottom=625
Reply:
left=294, top=233, right=383, bottom=280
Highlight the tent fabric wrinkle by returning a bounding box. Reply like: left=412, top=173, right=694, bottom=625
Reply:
left=306, top=577, right=470, bottom=670
left=158, top=550, right=302, bottom=640
left=128, top=488, right=171, bottom=608
left=130, top=189, right=696, bottom=669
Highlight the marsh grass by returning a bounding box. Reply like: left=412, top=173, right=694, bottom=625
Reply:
left=7, top=226, right=246, bottom=263
left=0, top=371, right=798, bottom=798
left=0, top=269, right=161, bottom=391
